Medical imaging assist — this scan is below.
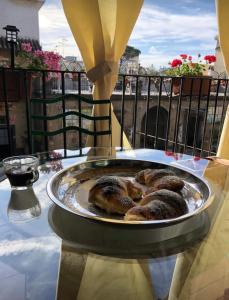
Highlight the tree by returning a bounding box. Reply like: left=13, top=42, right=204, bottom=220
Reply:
left=138, top=64, right=147, bottom=75
left=145, top=64, right=159, bottom=75
left=122, top=45, right=141, bottom=59
left=119, top=45, right=141, bottom=74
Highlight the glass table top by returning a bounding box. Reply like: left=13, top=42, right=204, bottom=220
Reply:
left=0, top=147, right=228, bottom=300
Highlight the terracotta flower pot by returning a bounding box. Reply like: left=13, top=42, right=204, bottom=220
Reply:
left=172, top=76, right=211, bottom=96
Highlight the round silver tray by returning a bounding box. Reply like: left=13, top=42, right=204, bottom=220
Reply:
left=47, top=158, right=212, bottom=226
left=48, top=203, right=211, bottom=257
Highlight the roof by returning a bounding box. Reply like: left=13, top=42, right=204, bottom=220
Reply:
left=61, top=59, right=85, bottom=71
left=0, top=36, right=41, bottom=51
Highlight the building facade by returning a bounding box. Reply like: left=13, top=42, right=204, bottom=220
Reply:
left=0, top=0, right=44, bottom=63
left=0, top=0, right=44, bottom=39
left=0, top=0, right=45, bottom=157
left=213, top=36, right=227, bottom=78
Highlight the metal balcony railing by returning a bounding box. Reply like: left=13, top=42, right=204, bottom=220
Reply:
left=0, top=67, right=228, bottom=159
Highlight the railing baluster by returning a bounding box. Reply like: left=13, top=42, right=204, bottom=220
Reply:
left=165, top=78, right=174, bottom=151
left=144, top=76, right=151, bottom=148
left=173, top=77, right=183, bottom=153
left=154, top=77, right=163, bottom=149
left=192, top=78, right=203, bottom=156
left=216, top=80, right=229, bottom=151
left=93, top=118, right=97, bottom=147
left=42, top=71, right=48, bottom=152
left=200, top=78, right=212, bottom=157
left=78, top=72, right=82, bottom=155
left=61, top=72, right=67, bottom=157
left=2, top=69, right=12, bottom=156
left=183, top=78, right=194, bottom=154
left=109, top=100, right=112, bottom=148
left=120, top=75, right=126, bottom=150
left=23, top=70, right=32, bottom=154
left=208, top=79, right=221, bottom=156
left=132, top=76, right=139, bottom=148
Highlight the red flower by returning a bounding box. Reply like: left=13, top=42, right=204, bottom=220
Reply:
left=180, top=54, right=187, bottom=60
left=194, top=156, right=201, bottom=161
left=165, top=151, right=174, bottom=156
left=188, top=55, right=192, bottom=61
left=171, top=59, right=182, bottom=68
left=204, top=55, right=216, bottom=64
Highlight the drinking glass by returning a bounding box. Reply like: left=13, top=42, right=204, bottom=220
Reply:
left=3, top=155, right=39, bottom=189
left=8, top=187, right=41, bottom=223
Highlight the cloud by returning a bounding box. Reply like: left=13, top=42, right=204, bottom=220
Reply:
left=129, top=4, right=217, bottom=67
left=38, top=1, right=217, bottom=67
left=140, top=46, right=173, bottom=68
left=139, top=41, right=217, bottom=69
left=183, top=0, right=196, bottom=3
left=39, top=2, right=81, bottom=58
left=130, top=5, right=217, bottom=44
left=0, top=237, right=59, bottom=256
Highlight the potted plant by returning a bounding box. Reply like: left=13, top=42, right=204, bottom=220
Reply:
left=166, top=54, right=216, bottom=96
left=0, top=43, right=62, bottom=101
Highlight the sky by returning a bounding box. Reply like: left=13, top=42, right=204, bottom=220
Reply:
left=39, top=0, right=218, bottom=69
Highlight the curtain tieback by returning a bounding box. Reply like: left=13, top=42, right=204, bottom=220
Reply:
left=87, top=61, right=118, bottom=82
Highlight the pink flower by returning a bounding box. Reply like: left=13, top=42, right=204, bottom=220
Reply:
left=21, top=43, right=32, bottom=52
left=34, top=50, right=62, bottom=71
left=188, top=55, right=192, bottom=61
left=180, top=54, right=187, bottom=60
left=43, top=51, right=62, bottom=70
left=171, top=59, right=182, bottom=68
left=34, top=50, right=45, bottom=58
left=17, top=45, right=62, bottom=80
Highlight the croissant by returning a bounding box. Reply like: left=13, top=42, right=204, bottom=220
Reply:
left=124, top=199, right=179, bottom=221
left=121, top=178, right=143, bottom=200
left=88, top=176, right=142, bottom=215
left=135, top=169, right=175, bottom=186
left=145, top=175, right=184, bottom=194
left=140, top=189, right=188, bottom=215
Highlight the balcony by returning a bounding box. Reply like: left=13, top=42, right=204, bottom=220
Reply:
left=0, top=67, right=228, bottom=160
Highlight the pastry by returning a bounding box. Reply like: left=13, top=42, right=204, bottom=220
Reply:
left=140, top=189, right=188, bottom=215
left=124, top=199, right=178, bottom=221
left=88, top=176, right=141, bottom=214
left=121, top=178, right=143, bottom=201
left=135, top=169, right=175, bottom=186
left=135, top=169, right=152, bottom=184
left=145, top=175, right=184, bottom=194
